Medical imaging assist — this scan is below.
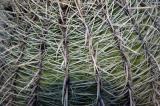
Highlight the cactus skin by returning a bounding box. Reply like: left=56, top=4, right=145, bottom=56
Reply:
left=0, top=0, right=159, bottom=106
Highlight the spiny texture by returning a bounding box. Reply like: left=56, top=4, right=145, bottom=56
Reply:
left=0, top=0, right=160, bottom=106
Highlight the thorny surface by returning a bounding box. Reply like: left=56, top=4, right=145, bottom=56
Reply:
left=0, top=0, right=160, bottom=106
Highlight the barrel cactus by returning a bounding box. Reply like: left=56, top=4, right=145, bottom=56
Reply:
left=0, top=0, right=159, bottom=106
